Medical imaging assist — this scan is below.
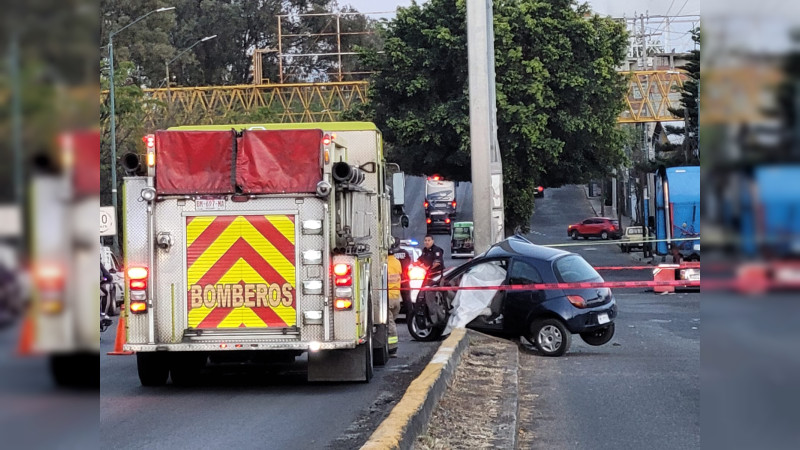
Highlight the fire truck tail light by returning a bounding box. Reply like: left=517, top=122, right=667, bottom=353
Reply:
left=323, top=134, right=332, bottom=146
left=335, top=287, right=353, bottom=298
left=334, top=299, right=353, bottom=310
left=35, top=263, right=64, bottom=291
left=333, top=264, right=350, bottom=276
left=452, top=201, right=456, bottom=208
left=445, top=218, right=451, bottom=224
left=424, top=201, right=429, bottom=208
left=426, top=218, right=432, bottom=224
left=130, top=300, right=148, bottom=314
left=334, top=275, right=352, bottom=286
left=147, top=151, right=156, bottom=167
left=128, top=267, right=149, bottom=291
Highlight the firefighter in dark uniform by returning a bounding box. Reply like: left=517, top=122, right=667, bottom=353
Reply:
left=419, top=234, right=445, bottom=278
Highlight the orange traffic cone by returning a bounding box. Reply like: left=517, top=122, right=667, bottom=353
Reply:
left=16, top=314, right=36, bottom=356
left=107, top=312, right=134, bottom=355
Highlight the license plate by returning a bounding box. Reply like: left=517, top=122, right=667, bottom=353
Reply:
left=196, top=198, right=226, bottom=211
left=597, top=313, right=610, bottom=325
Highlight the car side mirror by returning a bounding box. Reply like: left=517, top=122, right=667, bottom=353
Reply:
left=401, top=215, right=409, bottom=228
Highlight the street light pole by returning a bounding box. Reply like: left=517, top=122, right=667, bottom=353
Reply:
left=164, top=34, right=217, bottom=103
left=107, top=6, right=174, bottom=253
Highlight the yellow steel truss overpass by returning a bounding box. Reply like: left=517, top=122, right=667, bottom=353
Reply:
left=101, top=70, right=686, bottom=125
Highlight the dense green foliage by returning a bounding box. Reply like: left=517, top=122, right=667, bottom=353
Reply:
left=664, top=28, right=700, bottom=165
left=349, top=0, right=629, bottom=232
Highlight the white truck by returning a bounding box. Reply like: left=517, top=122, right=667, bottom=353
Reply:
left=121, top=122, right=399, bottom=385
left=424, top=175, right=456, bottom=234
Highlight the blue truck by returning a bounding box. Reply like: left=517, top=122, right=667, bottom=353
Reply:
left=741, top=165, right=800, bottom=258
left=653, top=166, right=701, bottom=260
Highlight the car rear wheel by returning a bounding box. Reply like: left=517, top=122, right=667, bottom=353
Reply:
left=580, top=323, right=615, bottom=346
left=601, top=230, right=609, bottom=240
left=570, top=230, right=579, bottom=240
left=530, top=319, right=571, bottom=357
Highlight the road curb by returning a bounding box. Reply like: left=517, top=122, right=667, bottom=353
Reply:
left=361, top=328, right=470, bottom=450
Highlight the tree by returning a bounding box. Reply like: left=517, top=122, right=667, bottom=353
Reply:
left=349, top=0, right=629, bottom=232
left=666, top=27, right=700, bottom=165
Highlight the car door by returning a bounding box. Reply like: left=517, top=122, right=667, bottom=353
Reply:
left=504, top=258, right=546, bottom=335
left=447, top=258, right=509, bottom=332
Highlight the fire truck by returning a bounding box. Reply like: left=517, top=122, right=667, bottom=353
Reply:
left=121, top=122, right=399, bottom=384
left=27, top=130, right=100, bottom=386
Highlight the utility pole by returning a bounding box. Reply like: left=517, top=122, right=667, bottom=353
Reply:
left=467, top=0, right=505, bottom=253
left=9, top=32, right=24, bottom=259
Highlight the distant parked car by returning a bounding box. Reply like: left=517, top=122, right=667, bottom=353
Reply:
left=619, top=226, right=646, bottom=252
left=567, top=217, right=621, bottom=240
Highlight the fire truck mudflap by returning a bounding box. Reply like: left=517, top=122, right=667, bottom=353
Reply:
left=123, top=124, right=391, bottom=384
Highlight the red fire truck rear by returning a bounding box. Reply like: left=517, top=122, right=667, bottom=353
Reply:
left=121, top=122, right=399, bottom=384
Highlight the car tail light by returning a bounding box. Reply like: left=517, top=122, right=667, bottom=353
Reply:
left=567, top=295, right=586, bottom=309
left=426, top=218, right=432, bottom=224
left=451, top=201, right=456, bottom=208
left=445, top=218, right=451, bottom=224
left=424, top=201, right=429, bottom=208
left=537, top=186, right=544, bottom=192
left=408, top=265, right=427, bottom=281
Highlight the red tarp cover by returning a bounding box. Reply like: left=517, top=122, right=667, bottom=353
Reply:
left=66, top=130, right=101, bottom=196
left=236, top=130, right=323, bottom=194
left=156, top=131, right=234, bottom=194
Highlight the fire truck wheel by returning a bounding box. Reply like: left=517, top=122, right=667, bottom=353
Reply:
left=137, top=352, right=169, bottom=386
left=170, top=352, right=207, bottom=386
left=50, top=353, right=98, bottom=387
left=363, top=308, right=374, bottom=383
left=373, top=324, right=389, bottom=366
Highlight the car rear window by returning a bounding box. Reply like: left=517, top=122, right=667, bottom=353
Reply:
left=553, top=255, right=601, bottom=283
left=611, top=220, right=620, bottom=227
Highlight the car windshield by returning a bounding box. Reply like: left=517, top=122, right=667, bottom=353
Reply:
left=427, top=190, right=453, bottom=200
left=553, top=255, right=601, bottom=283
left=453, top=227, right=472, bottom=239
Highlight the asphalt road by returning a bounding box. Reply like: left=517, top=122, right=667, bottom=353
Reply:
left=518, top=185, right=700, bottom=450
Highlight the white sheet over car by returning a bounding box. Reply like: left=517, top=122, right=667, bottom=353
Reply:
left=443, top=263, right=507, bottom=335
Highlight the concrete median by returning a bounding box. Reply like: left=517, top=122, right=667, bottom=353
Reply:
left=360, top=328, right=470, bottom=450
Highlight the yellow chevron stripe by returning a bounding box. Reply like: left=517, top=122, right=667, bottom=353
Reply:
left=216, top=258, right=267, bottom=285
left=240, top=307, right=268, bottom=327
left=188, top=305, right=213, bottom=328
left=187, top=216, right=296, bottom=286
left=186, top=216, right=215, bottom=247
left=273, top=304, right=296, bottom=326
left=266, top=216, right=296, bottom=245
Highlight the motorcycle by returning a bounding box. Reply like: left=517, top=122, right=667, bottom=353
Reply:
left=406, top=263, right=451, bottom=341
left=100, top=280, right=113, bottom=332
